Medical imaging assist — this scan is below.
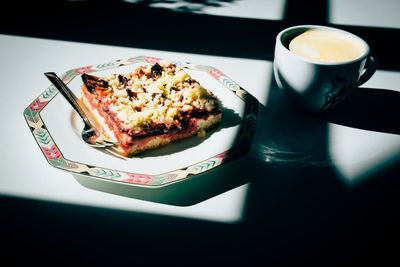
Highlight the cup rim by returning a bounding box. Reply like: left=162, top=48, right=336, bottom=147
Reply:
left=276, top=25, right=370, bottom=66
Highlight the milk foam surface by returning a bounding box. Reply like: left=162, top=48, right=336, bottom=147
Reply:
left=289, top=29, right=364, bottom=63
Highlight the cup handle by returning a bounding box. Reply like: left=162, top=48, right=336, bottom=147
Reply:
left=356, top=56, right=378, bottom=87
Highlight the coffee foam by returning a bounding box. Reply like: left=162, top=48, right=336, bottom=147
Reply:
left=289, top=29, right=365, bottom=63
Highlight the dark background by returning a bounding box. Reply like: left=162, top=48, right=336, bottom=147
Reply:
left=1, top=0, right=400, bottom=265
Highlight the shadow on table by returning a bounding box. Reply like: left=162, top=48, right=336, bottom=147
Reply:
left=323, top=87, right=400, bottom=135
left=73, top=152, right=254, bottom=207
left=237, top=74, right=400, bottom=264
left=250, top=74, right=331, bottom=167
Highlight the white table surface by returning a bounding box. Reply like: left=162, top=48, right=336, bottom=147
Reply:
left=1, top=32, right=399, bottom=224
left=0, top=34, right=271, bottom=223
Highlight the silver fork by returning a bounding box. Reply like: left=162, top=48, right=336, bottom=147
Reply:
left=44, top=72, right=117, bottom=148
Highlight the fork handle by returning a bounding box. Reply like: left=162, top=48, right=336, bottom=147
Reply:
left=44, top=72, right=94, bottom=128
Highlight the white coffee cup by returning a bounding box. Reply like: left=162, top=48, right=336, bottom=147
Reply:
left=274, top=25, right=377, bottom=112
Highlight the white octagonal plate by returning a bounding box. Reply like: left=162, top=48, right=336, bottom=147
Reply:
left=24, top=56, right=259, bottom=187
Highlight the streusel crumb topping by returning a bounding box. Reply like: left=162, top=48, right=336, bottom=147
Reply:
left=95, top=61, right=219, bottom=131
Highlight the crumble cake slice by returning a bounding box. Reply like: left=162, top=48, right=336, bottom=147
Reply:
left=80, top=61, right=222, bottom=156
